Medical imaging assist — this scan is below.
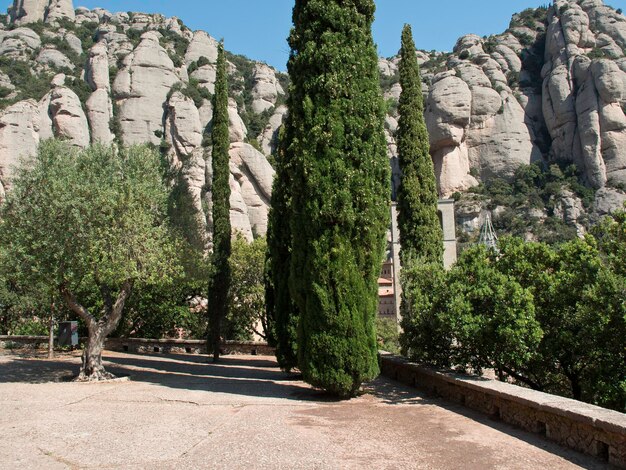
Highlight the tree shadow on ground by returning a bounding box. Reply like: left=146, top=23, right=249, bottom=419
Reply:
left=0, top=351, right=609, bottom=469
left=0, top=352, right=343, bottom=403
left=0, top=353, right=78, bottom=383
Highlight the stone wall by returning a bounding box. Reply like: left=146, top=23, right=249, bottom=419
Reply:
left=0, top=335, right=50, bottom=349
left=379, top=352, right=626, bottom=468
left=105, top=337, right=274, bottom=356
left=0, top=335, right=274, bottom=356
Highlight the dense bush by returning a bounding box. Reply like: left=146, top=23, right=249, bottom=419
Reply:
left=464, top=162, right=595, bottom=243
left=0, top=57, right=52, bottom=109
left=401, top=212, right=626, bottom=411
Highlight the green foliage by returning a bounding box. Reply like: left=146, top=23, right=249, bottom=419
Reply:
left=401, top=250, right=541, bottom=375
left=224, top=236, right=267, bottom=341
left=482, top=37, right=498, bottom=54
left=115, top=265, right=208, bottom=340
left=464, top=162, right=596, bottom=243
left=266, top=126, right=299, bottom=371
left=223, top=51, right=280, bottom=140
left=401, top=226, right=626, bottom=412
left=0, top=57, right=52, bottom=110
left=246, top=107, right=274, bottom=139
left=376, top=317, right=400, bottom=355
left=0, top=246, right=57, bottom=336
left=0, top=141, right=180, bottom=360
left=126, top=28, right=143, bottom=49
left=168, top=79, right=212, bottom=108
left=197, top=56, right=211, bottom=68
left=0, top=141, right=178, bottom=291
left=73, top=21, right=99, bottom=51
left=509, top=6, right=549, bottom=29
left=110, top=99, right=122, bottom=141
left=207, top=43, right=232, bottom=360
left=588, top=47, right=610, bottom=60
left=396, top=25, right=443, bottom=266
left=185, top=78, right=212, bottom=107
left=285, top=0, right=389, bottom=397
left=379, top=70, right=399, bottom=90
left=65, top=76, right=92, bottom=107
left=506, top=70, right=519, bottom=87
left=158, top=27, right=190, bottom=69
left=420, top=52, right=450, bottom=75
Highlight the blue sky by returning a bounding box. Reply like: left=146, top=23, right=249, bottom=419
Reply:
left=4, top=1, right=626, bottom=70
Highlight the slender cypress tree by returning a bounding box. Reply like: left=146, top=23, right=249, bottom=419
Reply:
left=208, top=42, right=231, bottom=362
left=396, top=24, right=443, bottom=265
left=286, top=0, right=390, bottom=397
left=265, top=126, right=299, bottom=372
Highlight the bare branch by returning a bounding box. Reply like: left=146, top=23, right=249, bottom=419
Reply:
left=102, top=280, right=134, bottom=337
left=59, top=282, right=96, bottom=330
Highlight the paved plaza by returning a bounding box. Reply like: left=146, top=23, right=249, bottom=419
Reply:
left=0, top=351, right=607, bottom=469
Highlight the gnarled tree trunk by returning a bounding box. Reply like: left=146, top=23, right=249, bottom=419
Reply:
left=78, top=327, right=113, bottom=381
left=60, top=280, right=133, bottom=381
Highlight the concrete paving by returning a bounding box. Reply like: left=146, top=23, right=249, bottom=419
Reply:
left=0, top=351, right=607, bottom=469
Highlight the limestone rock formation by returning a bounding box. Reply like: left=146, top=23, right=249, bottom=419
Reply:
left=166, top=91, right=203, bottom=163
left=0, top=28, right=41, bottom=59
left=228, top=98, right=247, bottom=143
left=8, top=0, right=47, bottom=24
left=9, top=0, right=74, bottom=24
left=36, top=47, right=73, bottom=70
left=48, top=86, right=90, bottom=147
left=190, top=64, right=217, bottom=94
left=85, top=42, right=113, bottom=144
left=259, top=105, right=287, bottom=155
left=541, top=0, right=626, bottom=190
left=185, top=31, right=218, bottom=66
left=0, top=100, right=40, bottom=189
left=227, top=143, right=275, bottom=239
left=113, top=31, right=179, bottom=145
left=45, top=0, right=75, bottom=23
left=1, top=0, right=625, bottom=244
left=250, top=63, right=284, bottom=114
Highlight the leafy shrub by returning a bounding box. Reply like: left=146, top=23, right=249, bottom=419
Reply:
left=197, top=56, right=211, bottom=68
left=379, top=70, right=399, bottom=89
left=65, top=76, right=92, bottom=107
left=41, top=35, right=82, bottom=65
left=588, top=48, right=609, bottom=59
left=0, top=57, right=52, bottom=109
left=74, top=21, right=98, bottom=51
left=401, top=230, right=626, bottom=411
left=126, top=28, right=143, bottom=48
left=187, top=60, right=198, bottom=75
left=376, top=317, right=400, bottom=354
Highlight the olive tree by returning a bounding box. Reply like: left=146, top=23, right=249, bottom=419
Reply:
left=0, top=140, right=178, bottom=380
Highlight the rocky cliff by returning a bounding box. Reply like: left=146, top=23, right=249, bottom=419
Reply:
left=380, top=0, right=626, bottom=237
left=0, top=0, right=283, bottom=247
left=0, top=0, right=625, bottom=244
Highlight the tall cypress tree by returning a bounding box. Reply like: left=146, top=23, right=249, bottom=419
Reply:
left=286, top=0, right=390, bottom=397
left=208, top=42, right=231, bottom=362
left=396, top=24, right=443, bottom=265
left=265, top=126, right=299, bottom=372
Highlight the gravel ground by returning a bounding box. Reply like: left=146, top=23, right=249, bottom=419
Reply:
left=0, top=351, right=608, bottom=469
